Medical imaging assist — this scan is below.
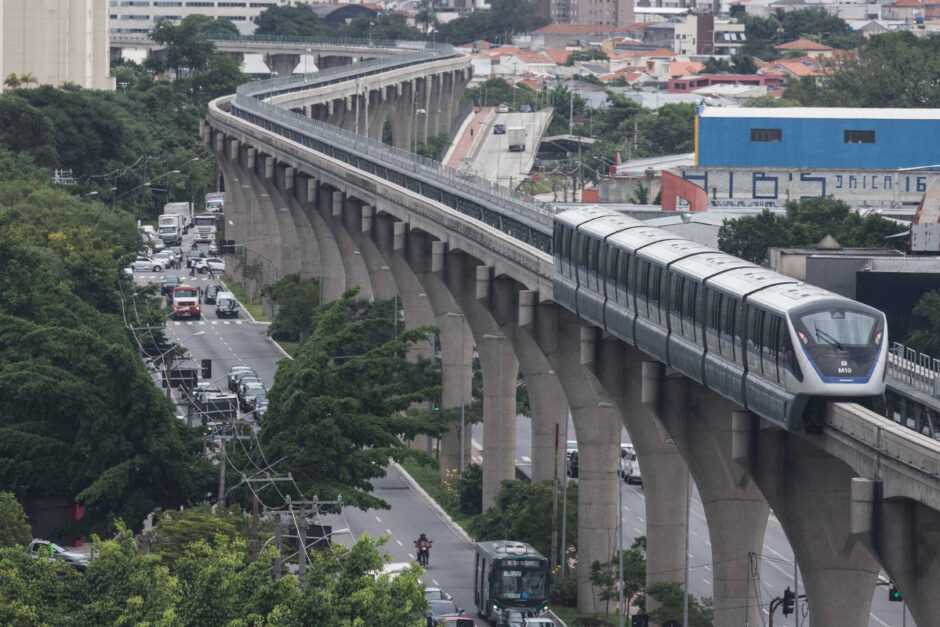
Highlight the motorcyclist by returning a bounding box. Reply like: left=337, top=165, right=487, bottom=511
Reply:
left=414, top=532, right=432, bottom=565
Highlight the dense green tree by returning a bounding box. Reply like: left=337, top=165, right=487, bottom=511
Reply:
left=779, top=7, right=851, bottom=43
left=742, top=95, right=803, bottom=108
left=786, top=31, right=940, bottom=107
left=149, top=503, right=254, bottom=566
left=738, top=9, right=853, bottom=60
left=254, top=289, right=442, bottom=510
left=731, top=53, right=758, bottom=74
left=340, top=14, right=423, bottom=41
left=589, top=538, right=646, bottom=617
left=637, top=102, right=696, bottom=156
left=718, top=209, right=793, bottom=265
left=737, top=13, right=785, bottom=60
left=565, top=49, right=610, bottom=66
left=638, top=581, right=714, bottom=627
left=468, top=479, right=578, bottom=559
left=254, top=4, right=331, bottom=38
left=415, top=133, right=451, bottom=160
left=437, top=0, right=548, bottom=44
left=0, top=95, right=58, bottom=167
left=701, top=57, right=731, bottom=74
left=0, top=492, right=31, bottom=548
left=150, top=16, right=216, bottom=78
left=267, top=273, right=322, bottom=342
left=718, top=197, right=904, bottom=265
left=186, top=14, right=240, bottom=39
left=907, top=290, right=940, bottom=357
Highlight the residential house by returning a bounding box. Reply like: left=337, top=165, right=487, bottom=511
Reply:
left=881, top=0, right=928, bottom=20
left=531, top=23, right=648, bottom=49
left=667, top=73, right=785, bottom=93
left=673, top=13, right=746, bottom=56
left=774, top=38, right=835, bottom=58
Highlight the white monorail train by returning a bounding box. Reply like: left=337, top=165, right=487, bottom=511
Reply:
left=553, top=207, right=888, bottom=432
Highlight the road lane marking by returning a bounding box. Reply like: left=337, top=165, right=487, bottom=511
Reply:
left=703, top=579, right=711, bottom=586
left=386, top=529, right=392, bottom=535
left=396, top=540, right=403, bottom=546
left=704, top=566, right=712, bottom=572
left=520, top=456, right=531, bottom=463
left=432, top=579, right=439, bottom=586
left=375, top=516, right=381, bottom=522
left=638, top=517, right=645, bottom=523
left=690, top=530, right=698, bottom=536
left=408, top=553, right=415, bottom=560
left=634, top=528, right=642, bottom=534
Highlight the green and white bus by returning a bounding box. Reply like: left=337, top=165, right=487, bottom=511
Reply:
left=473, top=540, right=551, bottom=624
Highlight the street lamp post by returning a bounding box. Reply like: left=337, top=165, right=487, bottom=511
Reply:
left=446, top=312, right=468, bottom=472
left=412, top=108, right=426, bottom=153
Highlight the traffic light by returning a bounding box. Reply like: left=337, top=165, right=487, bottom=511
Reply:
left=201, top=359, right=212, bottom=379
left=782, top=587, right=795, bottom=616
left=889, top=586, right=902, bottom=602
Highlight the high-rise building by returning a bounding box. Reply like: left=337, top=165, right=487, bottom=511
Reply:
left=538, top=0, right=635, bottom=28
left=108, top=1, right=292, bottom=36
left=1, top=0, right=114, bottom=91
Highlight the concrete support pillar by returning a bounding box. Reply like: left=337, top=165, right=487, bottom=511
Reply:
left=592, top=345, right=690, bottom=602
left=477, top=331, right=518, bottom=507
left=648, top=372, right=769, bottom=626
left=438, top=310, right=474, bottom=475
left=228, top=138, right=240, bottom=162
left=201, top=120, right=211, bottom=144
left=737, top=413, right=882, bottom=627
left=284, top=167, right=295, bottom=193
left=340, top=198, right=389, bottom=301
left=263, top=156, right=274, bottom=180
left=851, top=478, right=940, bottom=626
left=361, top=205, right=374, bottom=233
left=303, top=180, right=345, bottom=302
left=245, top=147, right=256, bottom=171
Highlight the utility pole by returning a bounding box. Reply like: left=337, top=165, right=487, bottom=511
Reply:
left=550, top=423, right=559, bottom=572
left=297, top=500, right=307, bottom=586
left=252, top=491, right=260, bottom=560
left=273, top=512, right=283, bottom=580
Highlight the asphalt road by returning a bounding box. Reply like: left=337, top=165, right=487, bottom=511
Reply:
left=471, top=111, right=551, bottom=186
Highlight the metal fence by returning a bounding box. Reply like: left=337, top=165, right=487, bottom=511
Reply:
left=889, top=341, right=940, bottom=399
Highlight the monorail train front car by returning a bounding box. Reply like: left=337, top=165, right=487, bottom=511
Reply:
left=552, top=207, right=888, bottom=432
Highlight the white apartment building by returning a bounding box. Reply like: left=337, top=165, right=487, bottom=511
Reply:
left=2, top=0, right=114, bottom=91
left=109, top=0, right=291, bottom=35
left=673, top=13, right=745, bottom=56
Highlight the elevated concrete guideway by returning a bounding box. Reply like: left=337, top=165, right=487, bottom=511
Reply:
left=204, top=39, right=940, bottom=624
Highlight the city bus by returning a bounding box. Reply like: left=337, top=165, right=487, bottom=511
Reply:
left=473, top=540, right=551, bottom=624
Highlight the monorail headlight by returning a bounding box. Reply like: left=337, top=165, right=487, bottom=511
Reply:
left=875, top=331, right=883, bottom=345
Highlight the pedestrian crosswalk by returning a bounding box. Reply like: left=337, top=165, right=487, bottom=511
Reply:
left=171, top=320, right=243, bottom=326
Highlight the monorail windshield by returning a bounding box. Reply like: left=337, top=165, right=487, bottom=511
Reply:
left=792, top=305, right=883, bottom=379
left=794, top=307, right=881, bottom=348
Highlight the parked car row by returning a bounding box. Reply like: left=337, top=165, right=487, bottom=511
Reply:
left=424, top=587, right=471, bottom=627
left=228, top=365, right=268, bottom=418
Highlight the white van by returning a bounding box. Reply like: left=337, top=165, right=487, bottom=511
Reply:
left=620, top=443, right=642, bottom=484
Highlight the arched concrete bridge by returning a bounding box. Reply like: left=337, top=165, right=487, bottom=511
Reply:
left=203, top=41, right=940, bottom=625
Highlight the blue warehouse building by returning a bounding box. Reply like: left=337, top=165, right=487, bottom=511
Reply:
left=695, top=107, right=940, bottom=170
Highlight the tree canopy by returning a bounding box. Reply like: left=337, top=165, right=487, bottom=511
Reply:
left=437, top=0, right=548, bottom=44
left=254, top=5, right=332, bottom=38
left=718, top=197, right=905, bottom=265
left=0, top=512, right=427, bottom=626
left=738, top=8, right=855, bottom=60
left=0, top=492, right=31, bottom=548
left=786, top=31, right=940, bottom=107
left=249, top=289, right=442, bottom=511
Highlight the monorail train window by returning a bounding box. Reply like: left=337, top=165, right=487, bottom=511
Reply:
left=777, top=321, right=802, bottom=381
left=732, top=300, right=744, bottom=364
left=588, top=238, right=600, bottom=281
left=637, top=261, right=650, bottom=318
left=553, top=224, right=563, bottom=257
left=682, top=281, right=699, bottom=341
left=669, top=276, right=684, bottom=334
left=605, top=247, right=618, bottom=286
left=562, top=227, right=573, bottom=270
left=705, top=289, right=721, bottom=353
left=761, top=314, right=779, bottom=380
left=746, top=308, right=763, bottom=372
left=627, top=256, right=637, bottom=302
left=617, top=252, right=630, bottom=307
left=649, top=266, right=663, bottom=325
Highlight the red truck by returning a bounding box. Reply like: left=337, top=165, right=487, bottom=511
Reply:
left=171, top=286, right=201, bottom=319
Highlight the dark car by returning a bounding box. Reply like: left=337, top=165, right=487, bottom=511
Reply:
left=426, top=599, right=464, bottom=626
left=160, top=275, right=182, bottom=296
left=204, top=284, right=223, bottom=305
left=240, top=383, right=267, bottom=412
left=519, top=104, right=532, bottom=113
left=566, top=450, right=578, bottom=478
left=216, top=296, right=239, bottom=319
left=494, top=123, right=507, bottom=135
left=229, top=369, right=258, bottom=393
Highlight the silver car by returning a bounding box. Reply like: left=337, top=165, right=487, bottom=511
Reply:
left=129, top=256, right=165, bottom=272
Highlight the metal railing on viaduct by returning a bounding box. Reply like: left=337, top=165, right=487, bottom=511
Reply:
left=204, top=39, right=940, bottom=626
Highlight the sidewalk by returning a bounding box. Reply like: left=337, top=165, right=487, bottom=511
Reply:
left=445, top=107, right=493, bottom=170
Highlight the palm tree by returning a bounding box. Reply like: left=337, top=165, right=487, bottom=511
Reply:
left=18, top=72, right=37, bottom=87
left=3, top=73, right=21, bottom=89
left=416, top=5, right=435, bottom=36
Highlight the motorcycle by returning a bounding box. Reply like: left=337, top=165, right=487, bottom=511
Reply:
left=415, top=539, right=432, bottom=567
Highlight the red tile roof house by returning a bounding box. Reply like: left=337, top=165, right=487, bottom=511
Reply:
left=774, top=38, right=835, bottom=59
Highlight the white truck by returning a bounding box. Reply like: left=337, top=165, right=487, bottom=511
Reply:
left=192, top=214, right=219, bottom=243
left=163, top=202, right=194, bottom=230
left=205, top=192, right=225, bottom=214
left=157, top=213, right=184, bottom=246
left=507, top=127, right=526, bottom=152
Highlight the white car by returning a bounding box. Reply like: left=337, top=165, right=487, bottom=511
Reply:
left=496, top=103, right=509, bottom=113
left=129, top=256, right=165, bottom=272
left=194, top=257, right=225, bottom=274
left=153, top=250, right=176, bottom=269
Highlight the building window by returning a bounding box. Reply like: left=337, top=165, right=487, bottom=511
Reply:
left=844, top=130, right=875, bottom=144
left=751, top=128, right=782, bottom=143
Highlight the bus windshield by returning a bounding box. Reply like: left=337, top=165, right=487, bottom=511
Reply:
left=495, top=568, right=548, bottom=600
